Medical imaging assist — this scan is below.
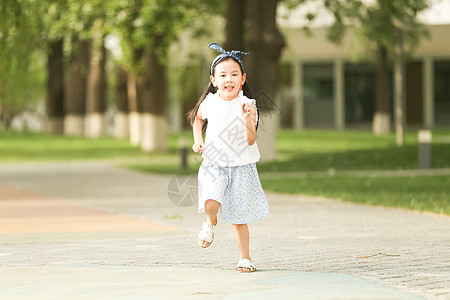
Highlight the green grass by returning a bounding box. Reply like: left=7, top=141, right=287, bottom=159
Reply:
left=0, top=131, right=145, bottom=161
left=256, top=130, right=449, bottom=215
left=261, top=175, right=450, bottom=215
left=259, top=130, right=450, bottom=171
left=1, top=129, right=449, bottom=214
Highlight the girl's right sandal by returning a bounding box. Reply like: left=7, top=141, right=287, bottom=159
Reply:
left=236, top=258, right=256, bottom=273
left=198, top=221, right=215, bottom=248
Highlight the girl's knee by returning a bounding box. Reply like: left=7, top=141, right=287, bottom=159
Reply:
left=232, top=223, right=248, bottom=230
left=205, top=199, right=220, bottom=205
left=205, top=199, right=220, bottom=211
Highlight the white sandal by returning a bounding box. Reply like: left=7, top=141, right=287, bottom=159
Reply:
left=236, top=258, right=256, bottom=273
left=198, top=221, right=215, bottom=248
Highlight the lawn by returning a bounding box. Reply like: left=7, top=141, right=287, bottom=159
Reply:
left=0, top=131, right=144, bottom=161
left=258, top=130, right=450, bottom=215
left=260, top=130, right=450, bottom=171
left=260, top=175, right=450, bottom=215
left=1, top=129, right=449, bottom=214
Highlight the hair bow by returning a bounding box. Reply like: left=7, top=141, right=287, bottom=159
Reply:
left=209, top=42, right=249, bottom=75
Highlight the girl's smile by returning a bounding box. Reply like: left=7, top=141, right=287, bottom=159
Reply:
left=210, top=59, right=246, bottom=101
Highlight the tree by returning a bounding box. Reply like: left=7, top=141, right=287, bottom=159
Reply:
left=65, top=36, right=90, bottom=136
left=222, top=0, right=287, bottom=161
left=224, top=0, right=245, bottom=50
left=85, top=19, right=107, bottom=138
left=246, top=0, right=285, bottom=161
left=323, top=0, right=429, bottom=135
left=115, top=66, right=129, bottom=139
left=46, top=39, right=65, bottom=133
left=44, top=0, right=115, bottom=136
left=114, top=1, right=143, bottom=145
left=43, top=0, right=70, bottom=134
left=83, top=1, right=119, bottom=138
left=0, top=0, right=45, bottom=130
left=394, top=18, right=406, bottom=146
left=113, top=0, right=222, bottom=151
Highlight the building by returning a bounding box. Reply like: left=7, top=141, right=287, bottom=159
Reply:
left=167, top=2, right=450, bottom=132
left=279, top=24, right=450, bottom=130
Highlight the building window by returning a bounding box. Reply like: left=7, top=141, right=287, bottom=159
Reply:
left=303, top=63, right=334, bottom=128
left=344, top=63, right=375, bottom=128
left=434, top=60, right=450, bottom=126
left=303, top=64, right=333, bottom=102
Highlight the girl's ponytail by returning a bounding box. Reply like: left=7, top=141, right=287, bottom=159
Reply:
left=187, top=82, right=216, bottom=128
left=242, top=81, right=253, bottom=99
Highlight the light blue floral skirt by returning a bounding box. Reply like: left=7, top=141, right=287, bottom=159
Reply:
left=197, top=162, right=269, bottom=224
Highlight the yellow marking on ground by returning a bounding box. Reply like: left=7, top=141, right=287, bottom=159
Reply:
left=0, top=186, right=179, bottom=234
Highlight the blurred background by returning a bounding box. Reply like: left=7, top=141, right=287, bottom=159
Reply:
left=0, top=0, right=449, bottom=213
left=1, top=0, right=449, bottom=146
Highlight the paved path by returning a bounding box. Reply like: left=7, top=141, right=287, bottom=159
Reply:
left=0, top=161, right=448, bottom=299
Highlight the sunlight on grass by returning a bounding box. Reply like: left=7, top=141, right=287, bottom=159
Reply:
left=259, top=130, right=450, bottom=172
left=0, top=131, right=144, bottom=161
left=261, top=175, right=450, bottom=215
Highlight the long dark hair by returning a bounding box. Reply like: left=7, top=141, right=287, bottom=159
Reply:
left=187, top=57, right=253, bottom=130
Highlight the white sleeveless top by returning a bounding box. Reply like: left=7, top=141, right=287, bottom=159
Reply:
left=200, top=91, right=260, bottom=167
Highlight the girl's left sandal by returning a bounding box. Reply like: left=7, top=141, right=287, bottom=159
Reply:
left=236, top=258, right=256, bottom=273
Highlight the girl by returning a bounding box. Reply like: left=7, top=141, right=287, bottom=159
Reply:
left=188, top=42, right=269, bottom=273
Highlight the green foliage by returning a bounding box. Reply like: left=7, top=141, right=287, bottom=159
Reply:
left=0, top=0, right=223, bottom=124
left=281, top=0, right=308, bottom=10
left=0, top=0, right=46, bottom=124
left=323, top=0, right=430, bottom=62
left=44, top=0, right=117, bottom=40
left=111, top=0, right=222, bottom=73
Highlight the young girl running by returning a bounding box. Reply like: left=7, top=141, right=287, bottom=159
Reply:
left=188, top=42, right=269, bottom=273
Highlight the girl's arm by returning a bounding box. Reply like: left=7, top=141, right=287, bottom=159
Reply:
left=242, top=103, right=257, bottom=146
left=192, top=106, right=204, bottom=153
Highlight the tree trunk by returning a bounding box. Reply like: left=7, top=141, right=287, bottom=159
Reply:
left=46, top=39, right=65, bottom=134
left=246, top=0, right=284, bottom=161
left=115, top=66, right=129, bottom=139
left=394, top=21, right=405, bottom=146
left=372, top=44, right=391, bottom=135
left=86, top=21, right=107, bottom=138
left=128, top=73, right=141, bottom=145
left=224, top=0, right=245, bottom=50
left=65, top=37, right=90, bottom=136
left=128, top=48, right=144, bottom=146
left=139, top=39, right=168, bottom=152
left=1, top=106, right=13, bottom=129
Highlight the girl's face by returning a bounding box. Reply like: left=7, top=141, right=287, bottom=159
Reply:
left=210, top=59, right=246, bottom=101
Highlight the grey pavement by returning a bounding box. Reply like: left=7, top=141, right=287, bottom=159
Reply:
left=0, top=161, right=449, bottom=300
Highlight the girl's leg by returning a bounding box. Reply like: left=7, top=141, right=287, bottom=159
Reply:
left=205, top=199, right=220, bottom=225
left=199, top=199, right=220, bottom=247
left=232, top=224, right=252, bottom=271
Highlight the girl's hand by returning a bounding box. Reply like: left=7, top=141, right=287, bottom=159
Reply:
left=241, top=102, right=257, bottom=146
left=241, top=102, right=256, bottom=122
left=192, top=141, right=204, bottom=153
